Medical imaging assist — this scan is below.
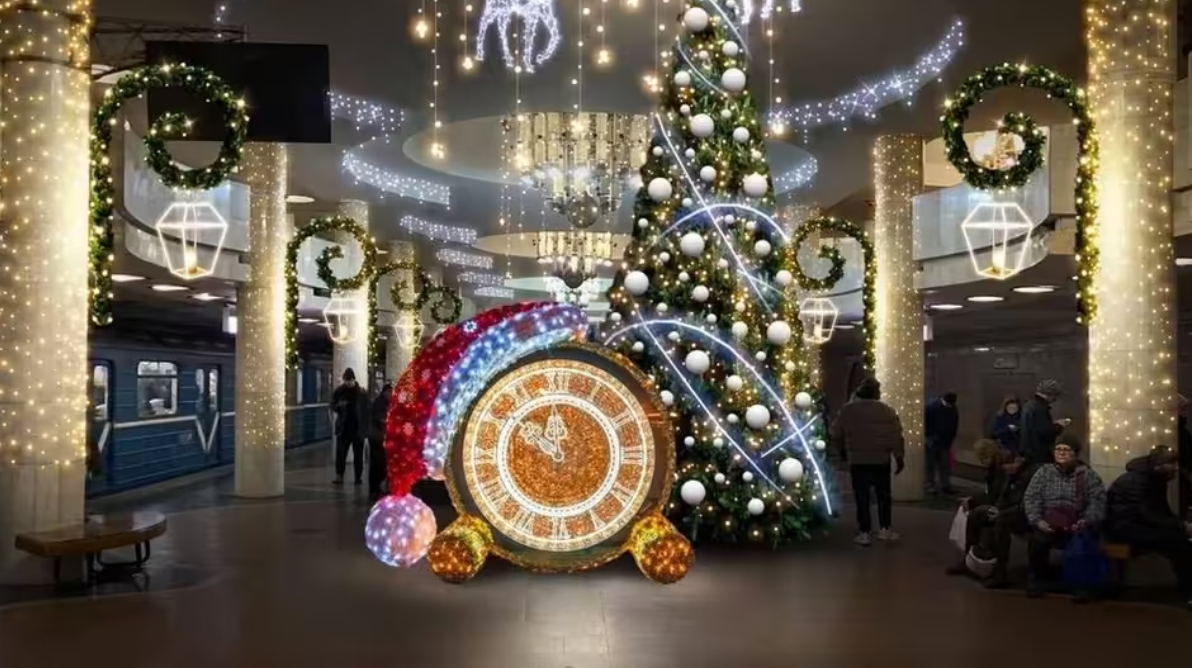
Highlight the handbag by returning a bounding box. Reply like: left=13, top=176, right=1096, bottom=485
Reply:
left=1043, top=467, right=1088, bottom=531
left=965, top=547, right=997, bottom=579
left=949, top=504, right=968, bottom=552
left=1062, top=528, right=1111, bottom=591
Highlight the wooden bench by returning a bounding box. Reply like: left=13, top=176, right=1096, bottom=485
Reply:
left=14, top=511, right=167, bottom=584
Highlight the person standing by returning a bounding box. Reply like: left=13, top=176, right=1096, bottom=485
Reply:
left=831, top=378, right=906, bottom=547
left=1105, top=445, right=1192, bottom=610
left=987, top=395, right=1022, bottom=455
left=331, top=368, right=369, bottom=486
left=1020, top=379, right=1069, bottom=465
left=367, top=380, right=393, bottom=502
left=924, top=392, right=959, bottom=495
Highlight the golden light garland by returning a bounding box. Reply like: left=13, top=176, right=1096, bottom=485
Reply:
left=427, top=514, right=494, bottom=583
left=626, top=512, right=694, bottom=584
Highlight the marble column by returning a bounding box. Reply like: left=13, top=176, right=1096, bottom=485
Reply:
left=331, top=200, right=371, bottom=470
left=1086, top=0, right=1178, bottom=480
left=234, top=144, right=290, bottom=498
left=873, top=135, right=925, bottom=502
left=0, top=0, right=92, bottom=580
left=386, top=241, right=420, bottom=383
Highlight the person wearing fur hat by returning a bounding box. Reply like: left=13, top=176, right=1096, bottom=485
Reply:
left=1020, top=379, right=1070, bottom=466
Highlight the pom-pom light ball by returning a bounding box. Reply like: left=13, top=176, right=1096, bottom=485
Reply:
left=690, top=113, right=715, bottom=138
left=647, top=177, right=673, bottom=202
left=365, top=495, right=438, bottom=568
left=779, top=458, right=805, bottom=483
left=628, top=514, right=694, bottom=585
left=721, top=67, right=747, bottom=93
left=742, top=173, right=768, bottom=198
left=426, top=514, right=493, bottom=584
left=680, top=232, right=706, bottom=257
left=680, top=479, right=707, bottom=505
left=745, top=404, right=771, bottom=430
left=685, top=350, right=711, bottom=375
left=795, top=391, right=814, bottom=409
left=624, top=271, right=650, bottom=296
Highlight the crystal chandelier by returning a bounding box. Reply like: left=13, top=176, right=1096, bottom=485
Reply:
left=535, top=230, right=616, bottom=290
left=505, top=112, right=649, bottom=228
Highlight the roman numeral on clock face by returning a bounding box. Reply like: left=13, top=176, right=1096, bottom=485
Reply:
left=511, top=506, right=534, bottom=534
left=612, top=411, right=634, bottom=429
left=551, top=516, right=571, bottom=541
left=477, top=476, right=511, bottom=507
left=588, top=510, right=607, bottom=532
left=472, top=447, right=497, bottom=466
left=611, top=481, right=635, bottom=507
left=510, top=381, right=533, bottom=405
left=622, top=444, right=645, bottom=465
left=546, top=371, right=572, bottom=395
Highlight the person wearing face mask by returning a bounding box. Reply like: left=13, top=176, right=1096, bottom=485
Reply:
left=1106, top=445, right=1192, bottom=610
left=987, top=395, right=1022, bottom=455
left=1022, top=435, right=1107, bottom=598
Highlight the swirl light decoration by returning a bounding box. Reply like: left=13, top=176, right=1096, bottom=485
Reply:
left=940, top=63, right=1098, bottom=322
left=91, top=62, right=249, bottom=325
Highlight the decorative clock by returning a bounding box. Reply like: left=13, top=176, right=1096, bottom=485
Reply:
left=365, top=302, right=694, bottom=584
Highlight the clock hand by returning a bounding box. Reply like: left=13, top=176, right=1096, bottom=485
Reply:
left=519, top=423, right=563, bottom=460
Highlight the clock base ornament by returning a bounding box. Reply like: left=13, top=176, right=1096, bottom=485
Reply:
left=368, top=302, right=692, bottom=584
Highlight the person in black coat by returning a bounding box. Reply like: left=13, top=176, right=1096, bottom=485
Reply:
left=1106, top=446, right=1192, bottom=608
left=924, top=392, right=959, bottom=494
left=367, top=381, right=393, bottom=502
left=1019, top=379, right=1069, bottom=465
left=987, top=395, right=1022, bottom=455
left=331, top=368, right=370, bottom=486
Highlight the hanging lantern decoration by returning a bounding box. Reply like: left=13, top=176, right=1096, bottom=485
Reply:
left=323, top=295, right=364, bottom=344
left=799, top=297, right=839, bottom=345
left=960, top=201, right=1035, bottom=281
left=155, top=201, right=229, bottom=280
left=394, top=314, right=425, bottom=349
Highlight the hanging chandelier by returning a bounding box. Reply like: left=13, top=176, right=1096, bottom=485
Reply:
left=504, top=112, right=649, bottom=228
left=535, top=230, right=616, bottom=290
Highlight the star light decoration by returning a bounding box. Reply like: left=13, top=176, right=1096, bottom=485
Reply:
left=768, top=18, right=966, bottom=130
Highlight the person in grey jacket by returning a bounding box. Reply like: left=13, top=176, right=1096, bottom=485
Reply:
left=830, top=377, right=906, bottom=546
left=1022, top=435, right=1106, bottom=597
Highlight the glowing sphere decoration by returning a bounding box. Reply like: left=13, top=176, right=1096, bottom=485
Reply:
left=779, top=458, right=805, bottom=483
left=647, top=177, right=674, bottom=202
left=365, top=494, right=438, bottom=568
left=689, top=113, right=715, bottom=138
left=627, top=513, right=695, bottom=584
left=683, top=6, right=710, bottom=31
left=680, top=232, right=706, bottom=257
left=721, top=67, right=747, bottom=93
left=742, top=173, right=769, bottom=198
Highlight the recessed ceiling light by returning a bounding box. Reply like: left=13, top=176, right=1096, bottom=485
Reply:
left=1177, top=258, right=1192, bottom=266
left=967, top=295, right=1004, bottom=303
left=111, top=274, right=145, bottom=283
left=928, top=303, right=964, bottom=311
left=974, top=346, right=992, bottom=352
left=192, top=293, right=223, bottom=302
left=298, top=317, right=319, bottom=324
left=151, top=284, right=188, bottom=292
left=1013, top=285, right=1056, bottom=294
left=285, top=194, right=315, bottom=204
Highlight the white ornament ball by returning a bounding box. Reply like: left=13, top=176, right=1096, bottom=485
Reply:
left=755, top=351, right=767, bottom=361
left=754, top=240, right=772, bottom=258
left=745, top=404, right=771, bottom=430
left=794, top=391, right=814, bottom=410
left=767, top=320, right=793, bottom=346
left=815, top=439, right=827, bottom=451
left=647, top=177, right=673, bottom=202
left=692, top=285, right=710, bottom=302
left=732, top=127, right=750, bottom=144
left=690, top=113, right=715, bottom=138
left=683, top=7, right=710, bottom=32
left=742, top=471, right=754, bottom=482
left=679, top=104, right=691, bottom=116
left=723, top=41, right=741, bottom=58
left=724, top=214, right=736, bottom=225
left=785, top=361, right=796, bottom=371
left=731, top=321, right=748, bottom=339
left=660, top=390, right=675, bottom=406
left=637, top=218, right=650, bottom=229
left=713, top=437, right=725, bottom=448
left=609, top=312, right=622, bottom=323
left=745, top=220, right=757, bottom=233
left=684, top=436, right=696, bottom=446
left=680, top=231, right=706, bottom=257
left=682, top=197, right=694, bottom=208
left=668, top=331, right=681, bottom=342
left=735, top=302, right=746, bottom=313
left=706, top=314, right=718, bottom=324
left=726, top=375, right=744, bottom=391
left=659, top=252, right=671, bottom=263
left=778, top=458, right=805, bottom=483
left=656, top=302, right=669, bottom=314
left=624, top=270, right=650, bottom=296
left=678, top=271, right=690, bottom=282
left=727, top=413, right=740, bottom=425
left=699, top=165, right=717, bottom=183
left=685, top=350, right=711, bottom=375
left=674, top=71, right=692, bottom=87
left=680, top=480, right=707, bottom=506
left=775, top=269, right=794, bottom=287
left=747, top=498, right=765, bottom=515
left=652, top=146, right=664, bottom=157
left=721, top=68, right=747, bottom=94
left=727, top=0, right=737, bottom=7
left=714, top=472, right=726, bottom=484
left=742, top=173, right=768, bottom=198
left=632, top=342, right=645, bottom=353
left=685, top=148, right=696, bottom=159
left=751, top=149, right=763, bottom=160
left=720, top=108, right=733, bottom=120
left=717, top=258, right=730, bottom=269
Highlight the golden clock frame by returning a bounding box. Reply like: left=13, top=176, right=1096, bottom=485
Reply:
left=434, top=342, right=691, bottom=580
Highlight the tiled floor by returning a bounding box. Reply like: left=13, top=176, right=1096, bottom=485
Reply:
left=1, top=457, right=1188, bottom=668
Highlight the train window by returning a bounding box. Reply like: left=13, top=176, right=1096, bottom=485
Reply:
left=137, top=361, right=178, bottom=418
left=315, top=368, right=332, bottom=403
left=208, top=369, right=219, bottom=410
left=90, top=365, right=109, bottom=421
left=285, top=365, right=302, bottom=405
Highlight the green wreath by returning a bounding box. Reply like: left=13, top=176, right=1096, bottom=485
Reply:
left=787, top=216, right=877, bottom=370
left=90, top=63, right=250, bottom=325
left=367, top=261, right=462, bottom=364
left=941, top=63, right=1099, bottom=322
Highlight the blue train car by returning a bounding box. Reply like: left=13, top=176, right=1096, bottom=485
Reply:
left=85, top=331, right=335, bottom=497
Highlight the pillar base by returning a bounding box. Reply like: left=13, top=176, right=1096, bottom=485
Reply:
left=0, top=464, right=86, bottom=584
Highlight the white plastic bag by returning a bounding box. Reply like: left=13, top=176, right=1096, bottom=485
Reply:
left=948, top=504, right=968, bottom=552
left=966, top=548, right=997, bottom=579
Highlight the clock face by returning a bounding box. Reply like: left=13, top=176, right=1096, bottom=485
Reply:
left=452, top=347, right=666, bottom=561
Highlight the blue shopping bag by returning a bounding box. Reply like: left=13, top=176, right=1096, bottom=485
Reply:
left=1062, top=529, right=1111, bottom=592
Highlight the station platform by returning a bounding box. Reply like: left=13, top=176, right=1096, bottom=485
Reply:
left=1, top=452, right=1186, bottom=668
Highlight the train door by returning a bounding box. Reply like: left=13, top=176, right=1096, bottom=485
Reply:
left=195, top=365, right=223, bottom=463
left=87, top=361, right=114, bottom=491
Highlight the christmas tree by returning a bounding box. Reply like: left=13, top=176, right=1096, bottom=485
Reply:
left=603, top=0, right=833, bottom=545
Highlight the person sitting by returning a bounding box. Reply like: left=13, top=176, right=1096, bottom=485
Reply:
left=1105, top=445, right=1192, bottom=610
left=1022, top=435, right=1106, bottom=598
left=987, top=395, right=1022, bottom=455
left=946, top=440, right=1040, bottom=588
